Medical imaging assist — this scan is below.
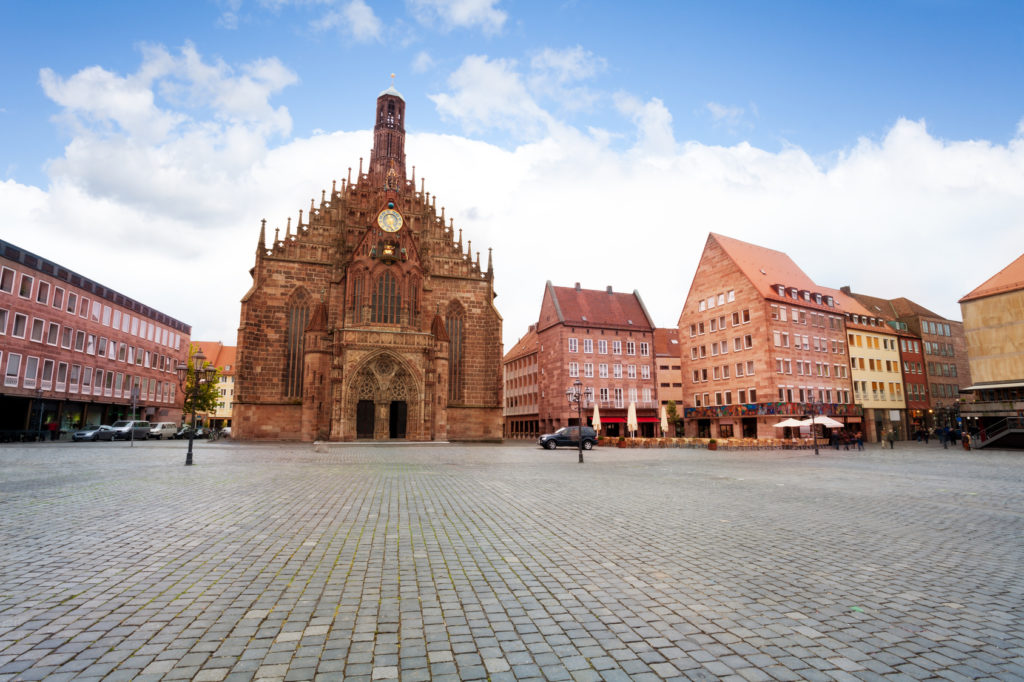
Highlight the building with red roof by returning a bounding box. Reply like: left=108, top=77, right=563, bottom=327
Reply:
left=678, top=234, right=859, bottom=440
left=193, top=341, right=237, bottom=430
left=505, top=281, right=658, bottom=439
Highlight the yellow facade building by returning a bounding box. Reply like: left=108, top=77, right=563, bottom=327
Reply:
left=194, top=341, right=236, bottom=430
left=832, top=289, right=907, bottom=442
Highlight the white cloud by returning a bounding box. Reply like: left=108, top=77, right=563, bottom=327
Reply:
left=429, top=55, right=554, bottom=136
left=529, top=46, right=606, bottom=84
left=705, top=101, right=752, bottom=133
left=412, top=50, right=435, bottom=74
left=408, top=0, right=506, bottom=35
left=8, top=48, right=1024, bottom=355
left=614, top=92, right=676, bottom=155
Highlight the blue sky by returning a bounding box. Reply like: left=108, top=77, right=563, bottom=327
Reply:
left=1, top=0, right=1023, bottom=348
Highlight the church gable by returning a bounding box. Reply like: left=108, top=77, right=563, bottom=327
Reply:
left=234, top=84, right=503, bottom=442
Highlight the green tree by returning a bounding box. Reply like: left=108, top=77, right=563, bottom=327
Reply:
left=182, top=344, right=221, bottom=418
left=666, top=400, right=683, bottom=436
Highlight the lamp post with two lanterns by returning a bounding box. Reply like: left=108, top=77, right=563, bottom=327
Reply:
left=565, top=379, right=594, bottom=464
left=176, top=348, right=218, bottom=466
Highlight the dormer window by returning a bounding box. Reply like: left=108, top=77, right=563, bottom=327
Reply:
left=814, top=293, right=822, bottom=304
left=777, top=285, right=785, bottom=297
left=790, top=288, right=798, bottom=300
left=825, top=296, right=833, bottom=307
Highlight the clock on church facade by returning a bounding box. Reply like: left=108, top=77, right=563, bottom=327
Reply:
left=233, top=86, right=503, bottom=441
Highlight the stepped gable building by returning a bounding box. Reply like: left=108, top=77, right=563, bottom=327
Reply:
left=958, top=252, right=1024, bottom=447
left=678, top=233, right=859, bottom=440
left=234, top=85, right=503, bottom=441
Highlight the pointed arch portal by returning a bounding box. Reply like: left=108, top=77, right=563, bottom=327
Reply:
left=346, top=353, right=419, bottom=440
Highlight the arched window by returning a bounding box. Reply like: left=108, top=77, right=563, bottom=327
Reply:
left=285, top=289, right=310, bottom=398
left=371, top=271, right=401, bottom=324
left=446, top=302, right=465, bottom=402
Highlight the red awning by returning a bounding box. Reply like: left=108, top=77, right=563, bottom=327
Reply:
left=637, top=417, right=660, bottom=423
left=601, top=417, right=626, bottom=423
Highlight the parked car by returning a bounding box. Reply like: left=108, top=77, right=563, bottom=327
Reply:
left=72, top=424, right=116, bottom=442
left=109, top=420, right=151, bottom=440
left=174, top=426, right=212, bottom=440
left=219, top=426, right=231, bottom=438
left=538, top=426, right=598, bottom=450
left=149, top=422, right=178, bottom=439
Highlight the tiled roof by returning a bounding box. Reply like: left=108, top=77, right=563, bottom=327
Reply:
left=503, top=326, right=538, bottom=363
left=842, top=290, right=898, bottom=319
left=547, top=284, right=654, bottom=330
left=887, top=297, right=941, bottom=320
left=709, top=233, right=836, bottom=310
left=653, top=328, right=680, bottom=357
left=960, top=252, right=1024, bottom=303
left=193, top=341, right=237, bottom=373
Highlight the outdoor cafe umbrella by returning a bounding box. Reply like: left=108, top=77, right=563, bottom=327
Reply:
left=801, top=415, right=844, bottom=429
left=660, top=404, right=669, bottom=435
left=773, top=418, right=806, bottom=428
left=592, top=403, right=601, bottom=432
left=627, top=401, right=638, bottom=437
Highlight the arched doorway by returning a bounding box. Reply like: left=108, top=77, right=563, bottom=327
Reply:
left=347, top=354, right=418, bottom=440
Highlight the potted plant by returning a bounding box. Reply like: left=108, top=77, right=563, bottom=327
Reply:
left=707, top=438, right=718, bottom=451
left=617, top=435, right=626, bottom=448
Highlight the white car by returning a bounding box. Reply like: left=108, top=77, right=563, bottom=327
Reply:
left=149, top=422, right=178, bottom=439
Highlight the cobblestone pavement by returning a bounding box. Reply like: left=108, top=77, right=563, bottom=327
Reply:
left=1, top=440, right=1022, bottom=681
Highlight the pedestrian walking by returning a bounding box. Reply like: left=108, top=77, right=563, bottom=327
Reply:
left=856, top=430, right=864, bottom=451
left=886, top=430, right=896, bottom=449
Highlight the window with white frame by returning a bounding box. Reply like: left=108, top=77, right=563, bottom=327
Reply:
left=90, top=300, right=101, bottom=322
left=41, top=359, right=54, bottom=390
left=23, top=356, right=39, bottom=389
left=639, top=342, right=649, bottom=356
left=613, top=388, right=623, bottom=407
left=56, top=362, right=67, bottom=390
left=584, top=362, right=593, bottom=378
left=599, top=363, right=608, bottom=378
left=599, top=387, right=609, bottom=402
left=627, top=365, right=636, bottom=379
left=568, top=337, right=578, bottom=353
left=46, top=322, right=59, bottom=346
left=36, top=281, right=50, bottom=305
left=30, top=318, right=44, bottom=343
left=0, top=267, right=13, bottom=294
left=0, top=308, right=7, bottom=335
left=18, top=274, right=33, bottom=299
left=626, top=341, right=635, bottom=355
left=66, top=292, right=77, bottom=314
left=5, top=353, right=22, bottom=386
left=640, top=365, right=650, bottom=379
left=598, top=339, right=607, bottom=354
left=612, top=340, right=621, bottom=355
left=583, top=338, right=593, bottom=353
left=568, top=361, right=578, bottom=377
left=613, top=364, right=622, bottom=378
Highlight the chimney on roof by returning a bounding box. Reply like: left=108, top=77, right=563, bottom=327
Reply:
left=840, top=285, right=852, bottom=295
left=606, top=286, right=612, bottom=293
left=528, top=323, right=536, bottom=333
left=574, top=282, right=581, bottom=291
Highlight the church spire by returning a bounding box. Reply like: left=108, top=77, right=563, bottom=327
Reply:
left=370, top=76, right=407, bottom=190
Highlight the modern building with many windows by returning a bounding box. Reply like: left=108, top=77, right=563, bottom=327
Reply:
left=678, top=234, right=859, bottom=439
left=0, top=239, right=190, bottom=439
left=502, top=325, right=539, bottom=440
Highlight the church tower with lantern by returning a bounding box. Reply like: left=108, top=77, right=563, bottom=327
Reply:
left=233, top=84, right=503, bottom=441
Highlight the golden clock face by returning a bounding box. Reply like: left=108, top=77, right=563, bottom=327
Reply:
left=377, top=208, right=403, bottom=233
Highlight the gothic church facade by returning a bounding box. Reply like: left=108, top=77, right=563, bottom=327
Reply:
left=234, top=86, right=503, bottom=441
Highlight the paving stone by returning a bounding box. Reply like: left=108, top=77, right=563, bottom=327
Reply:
left=0, top=442, right=1022, bottom=680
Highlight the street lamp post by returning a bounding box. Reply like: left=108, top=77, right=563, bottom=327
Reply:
left=565, top=379, right=593, bottom=464
left=176, top=349, right=217, bottom=466
left=806, top=399, right=819, bottom=456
